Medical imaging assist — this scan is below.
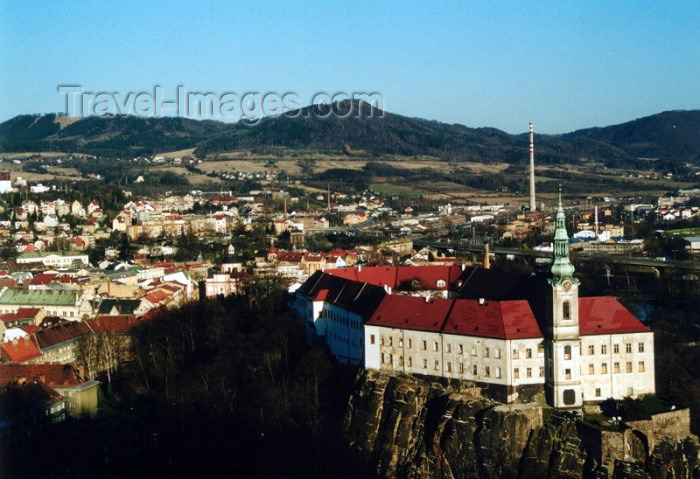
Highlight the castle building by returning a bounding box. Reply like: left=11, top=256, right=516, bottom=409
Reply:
left=294, top=198, right=655, bottom=407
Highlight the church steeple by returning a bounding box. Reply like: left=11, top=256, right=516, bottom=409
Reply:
left=550, top=187, right=575, bottom=283
left=545, top=186, right=582, bottom=408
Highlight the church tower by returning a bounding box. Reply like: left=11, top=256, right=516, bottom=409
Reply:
left=545, top=188, right=583, bottom=408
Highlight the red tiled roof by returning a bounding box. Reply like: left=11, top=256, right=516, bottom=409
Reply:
left=142, top=290, right=172, bottom=305
left=157, top=283, right=181, bottom=293
left=210, top=195, right=236, bottom=202
left=365, top=295, right=542, bottom=340
left=312, top=289, right=329, bottom=301
left=29, top=273, right=56, bottom=285
left=0, top=381, right=62, bottom=421
left=16, top=308, right=41, bottom=318
left=367, top=295, right=453, bottom=332
left=34, top=321, right=91, bottom=350
left=277, top=252, right=305, bottom=263
left=445, top=299, right=542, bottom=339
left=1, top=337, right=41, bottom=362
left=325, top=266, right=464, bottom=290
left=0, top=307, right=41, bottom=324
left=85, top=315, right=138, bottom=334
left=578, top=297, right=650, bottom=335
left=0, top=363, right=85, bottom=387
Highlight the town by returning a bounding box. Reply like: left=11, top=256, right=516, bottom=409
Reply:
left=0, top=148, right=698, bottom=445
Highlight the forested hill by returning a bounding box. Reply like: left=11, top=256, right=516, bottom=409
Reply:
left=563, top=110, right=700, bottom=164
left=0, top=105, right=698, bottom=165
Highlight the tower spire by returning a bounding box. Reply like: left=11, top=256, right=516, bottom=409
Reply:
left=545, top=184, right=582, bottom=409
left=550, top=185, right=575, bottom=282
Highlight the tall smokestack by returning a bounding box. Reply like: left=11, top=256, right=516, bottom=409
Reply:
left=594, top=205, right=599, bottom=240
left=529, top=122, right=536, bottom=211
left=483, top=240, right=490, bottom=269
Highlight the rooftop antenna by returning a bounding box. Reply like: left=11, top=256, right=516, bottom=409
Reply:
left=529, top=122, right=536, bottom=211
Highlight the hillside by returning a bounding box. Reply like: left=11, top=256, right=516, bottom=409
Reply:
left=0, top=105, right=698, bottom=165
left=564, top=110, right=700, bottom=164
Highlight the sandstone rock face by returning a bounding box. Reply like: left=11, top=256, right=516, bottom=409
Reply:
left=343, top=370, right=700, bottom=479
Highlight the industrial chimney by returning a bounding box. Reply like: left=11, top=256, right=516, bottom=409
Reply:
left=529, top=122, right=536, bottom=211
left=594, top=205, right=599, bottom=241
left=483, top=240, right=490, bottom=269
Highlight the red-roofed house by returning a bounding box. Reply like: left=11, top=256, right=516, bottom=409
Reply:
left=0, top=307, right=46, bottom=334
left=0, top=336, right=42, bottom=363
left=364, top=296, right=547, bottom=402
left=27, top=273, right=57, bottom=290
left=0, top=363, right=99, bottom=416
left=295, top=199, right=656, bottom=407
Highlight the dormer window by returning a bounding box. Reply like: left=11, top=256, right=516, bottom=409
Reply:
left=436, top=279, right=446, bottom=288
left=563, top=300, right=571, bottom=320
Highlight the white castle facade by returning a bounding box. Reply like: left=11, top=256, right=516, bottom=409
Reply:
left=294, top=197, right=655, bottom=407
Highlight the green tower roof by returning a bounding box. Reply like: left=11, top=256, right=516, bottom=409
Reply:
left=550, top=187, right=576, bottom=281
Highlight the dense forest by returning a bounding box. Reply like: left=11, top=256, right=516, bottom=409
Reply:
left=1, top=284, right=361, bottom=479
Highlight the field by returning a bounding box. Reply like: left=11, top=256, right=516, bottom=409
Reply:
left=666, top=227, right=700, bottom=237
left=0, top=147, right=694, bottom=204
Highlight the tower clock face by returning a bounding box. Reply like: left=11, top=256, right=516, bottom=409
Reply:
left=562, top=280, right=572, bottom=291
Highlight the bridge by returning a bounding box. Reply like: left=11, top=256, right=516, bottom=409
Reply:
left=412, top=239, right=700, bottom=271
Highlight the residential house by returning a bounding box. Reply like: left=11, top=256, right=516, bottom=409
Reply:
left=0, top=290, right=92, bottom=320
left=0, top=364, right=99, bottom=416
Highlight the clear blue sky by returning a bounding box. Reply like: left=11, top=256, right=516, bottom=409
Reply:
left=1, top=1, right=698, bottom=134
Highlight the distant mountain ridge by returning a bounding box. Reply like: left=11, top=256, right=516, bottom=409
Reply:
left=0, top=104, right=697, bottom=165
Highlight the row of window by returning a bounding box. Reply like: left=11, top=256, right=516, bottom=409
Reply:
left=376, top=335, right=546, bottom=360
left=381, top=354, right=505, bottom=378
left=588, top=361, right=645, bottom=374
left=375, top=336, right=647, bottom=363
left=512, top=345, right=544, bottom=359
left=587, top=342, right=645, bottom=355
left=329, top=330, right=361, bottom=349
left=325, top=310, right=362, bottom=330
left=381, top=355, right=647, bottom=380
left=513, top=366, right=544, bottom=379
left=0, top=309, right=75, bottom=317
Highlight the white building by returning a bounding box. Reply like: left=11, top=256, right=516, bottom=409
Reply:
left=16, top=251, right=90, bottom=269
left=0, top=290, right=93, bottom=320
left=0, top=172, right=11, bottom=193
left=294, top=197, right=655, bottom=407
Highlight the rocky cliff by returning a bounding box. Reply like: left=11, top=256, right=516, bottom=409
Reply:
left=343, top=370, right=700, bottom=479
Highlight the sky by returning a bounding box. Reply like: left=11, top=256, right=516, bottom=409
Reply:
left=0, top=1, right=698, bottom=134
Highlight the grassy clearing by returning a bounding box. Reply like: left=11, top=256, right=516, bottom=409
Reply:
left=53, top=116, right=82, bottom=129
left=154, top=148, right=196, bottom=158
left=666, top=227, right=700, bottom=236
left=370, top=182, right=431, bottom=197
